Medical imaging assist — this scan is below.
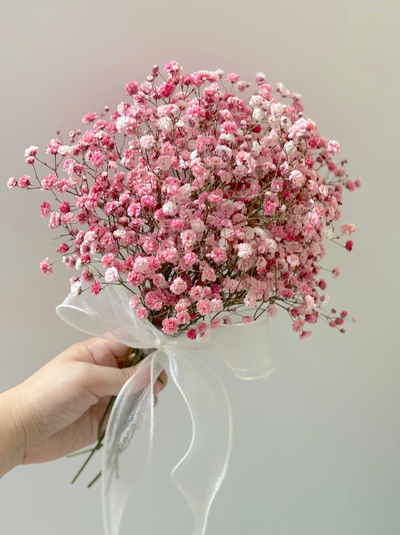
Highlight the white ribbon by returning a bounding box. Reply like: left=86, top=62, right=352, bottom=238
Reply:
left=56, top=284, right=274, bottom=535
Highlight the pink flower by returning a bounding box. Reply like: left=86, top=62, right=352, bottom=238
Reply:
left=210, top=248, right=227, bottom=264
left=59, top=201, right=70, bottom=214
left=299, top=330, right=312, bottom=340
left=210, top=318, right=221, bottom=329
left=292, top=318, right=305, bottom=332
left=289, top=170, right=305, bottom=188
left=24, top=146, right=39, bottom=158
left=136, top=307, right=150, bottom=320
left=170, top=277, right=187, bottom=295
left=129, top=295, right=141, bottom=309
left=40, top=257, right=52, bottom=274
left=125, top=81, right=139, bottom=96
left=18, top=175, right=30, bottom=188
left=41, top=173, right=58, bottom=190
left=187, top=328, right=197, bottom=340
left=264, top=201, right=277, bottom=216
left=40, top=201, right=51, bottom=217
left=210, top=298, right=223, bottom=312
left=104, top=267, right=119, bottom=283
left=201, top=266, right=216, bottom=282
left=140, top=135, right=156, bottom=150
left=127, top=270, right=144, bottom=287
left=341, top=223, right=356, bottom=235
left=88, top=150, right=105, bottom=167
left=48, top=212, right=61, bottom=229
left=82, top=112, right=98, bottom=123
left=287, top=254, right=299, bottom=268
left=345, top=240, right=353, bottom=251
left=332, top=266, right=341, bottom=278
left=162, top=317, right=179, bottom=334
left=190, top=286, right=203, bottom=301
left=327, top=140, right=340, bottom=156
left=141, top=195, right=157, bottom=208
left=7, top=177, right=17, bottom=188
left=46, top=139, right=61, bottom=154
left=91, top=282, right=101, bottom=295
left=57, top=243, right=69, bottom=253
left=197, top=299, right=212, bottom=316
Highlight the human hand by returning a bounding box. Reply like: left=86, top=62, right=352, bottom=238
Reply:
left=0, top=338, right=167, bottom=477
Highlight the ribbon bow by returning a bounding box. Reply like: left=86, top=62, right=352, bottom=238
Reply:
left=56, top=284, right=274, bottom=535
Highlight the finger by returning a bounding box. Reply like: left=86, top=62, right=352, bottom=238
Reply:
left=84, top=363, right=139, bottom=399
left=85, top=338, right=131, bottom=367
left=155, top=370, right=168, bottom=392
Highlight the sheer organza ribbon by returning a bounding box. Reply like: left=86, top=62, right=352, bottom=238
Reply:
left=56, top=284, right=274, bottom=535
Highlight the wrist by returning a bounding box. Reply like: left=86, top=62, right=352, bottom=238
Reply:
left=0, top=388, right=26, bottom=478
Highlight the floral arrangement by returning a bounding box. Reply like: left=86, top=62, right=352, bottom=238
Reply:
left=7, top=61, right=360, bottom=341
left=7, top=61, right=361, bottom=500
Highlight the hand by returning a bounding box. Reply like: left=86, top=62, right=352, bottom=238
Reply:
left=0, top=338, right=167, bottom=477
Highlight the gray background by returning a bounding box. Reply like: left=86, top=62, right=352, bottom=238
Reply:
left=1, top=0, right=399, bottom=533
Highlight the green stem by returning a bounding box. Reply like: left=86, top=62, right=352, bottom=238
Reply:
left=68, top=347, right=146, bottom=486
left=87, top=471, right=102, bottom=488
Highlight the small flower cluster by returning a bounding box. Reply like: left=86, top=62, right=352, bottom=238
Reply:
left=8, top=61, right=360, bottom=340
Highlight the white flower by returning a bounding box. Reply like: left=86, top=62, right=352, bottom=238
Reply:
left=249, top=95, right=264, bottom=108
left=252, top=108, right=265, bottom=122
left=321, top=226, right=334, bottom=239
left=180, top=184, right=192, bottom=198
left=284, top=141, right=296, bottom=156
left=191, top=218, right=205, bottom=232
left=24, top=145, right=39, bottom=158
left=105, top=267, right=119, bottom=283
left=237, top=243, right=253, bottom=260
left=57, top=145, right=72, bottom=156
left=162, top=201, right=178, bottom=216
left=244, top=290, right=257, bottom=307
left=75, top=258, right=83, bottom=271
left=213, top=68, right=224, bottom=79
left=253, top=227, right=267, bottom=240
left=199, top=331, right=211, bottom=343
left=251, top=140, right=261, bottom=157
left=304, top=295, right=315, bottom=314
left=276, top=82, right=290, bottom=97
left=84, top=231, right=96, bottom=243
left=320, top=293, right=330, bottom=306
left=68, top=173, right=81, bottom=187
left=71, top=280, right=82, bottom=297
left=157, top=116, right=173, bottom=133
left=264, top=238, right=278, bottom=254
left=216, top=145, right=232, bottom=158
left=271, top=102, right=283, bottom=117
left=113, top=229, right=126, bottom=239
left=219, top=132, right=235, bottom=143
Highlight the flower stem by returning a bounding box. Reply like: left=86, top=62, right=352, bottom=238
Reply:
left=69, top=347, right=145, bottom=486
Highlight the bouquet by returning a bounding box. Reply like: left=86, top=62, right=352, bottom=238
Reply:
left=8, top=60, right=360, bottom=534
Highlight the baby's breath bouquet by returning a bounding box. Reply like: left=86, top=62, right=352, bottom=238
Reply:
left=8, top=61, right=360, bottom=535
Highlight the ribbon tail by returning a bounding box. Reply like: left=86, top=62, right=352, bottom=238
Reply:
left=101, top=350, right=164, bottom=535
left=166, top=347, right=233, bottom=535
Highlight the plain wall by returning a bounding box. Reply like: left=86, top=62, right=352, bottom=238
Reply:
left=1, top=0, right=399, bottom=534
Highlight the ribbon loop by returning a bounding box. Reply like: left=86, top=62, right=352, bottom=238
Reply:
left=56, top=284, right=274, bottom=535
